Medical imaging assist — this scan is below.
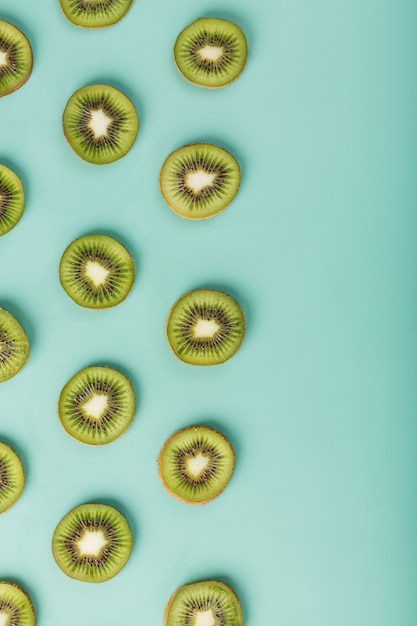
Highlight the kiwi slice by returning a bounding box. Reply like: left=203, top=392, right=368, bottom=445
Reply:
left=0, top=309, right=30, bottom=382
left=166, top=289, right=245, bottom=366
left=63, top=84, right=139, bottom=164
left=52, top=503, right=133, bottom=583
left=0, top=164, right=25, bottom=236
left=0, top=21, right=32, bottom=98
left=59, top=366, right=136, bottom=445
left=60, top=0, right=133, bottom=28
left=174, top=18, right=248, bottom=89
left=165, top=580, right=243, bottom=626
left=0, top=582, right=35, bottom=626
left=0, top=442, right=25, bottom=514
left=159, top=144, right=240, bottom=220
left=59, top=234, right=135, bottom=309
left=158, top=425, right=235, bottom=505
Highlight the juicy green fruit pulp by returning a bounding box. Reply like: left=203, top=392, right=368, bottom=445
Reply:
left=166, top=290, right=245, bottom=365
left=59, top=366, right=136, bottom=445
left=174, top=18, right=248, bottom=89
left=165, top=580, right=243, bottom=626
left=0, top=21, right=32, bottom=97
left=52, top=503, right=133, bottom=583
left=159, top=426, right=235, bottom=504
left=63, top=84, right=139, bottom=164
left=159, top=144, right=240, bottom=220
left=59, top=234, right=135, bottom=309
left=0, top=164, right=25, bottom=236
left=60, top=0, right=133, bottom=28
left=0, top=583, right=35, bottom=626
left=0, top=309, right=30, bottom=382
left=0, top=442, right=25, bottom=514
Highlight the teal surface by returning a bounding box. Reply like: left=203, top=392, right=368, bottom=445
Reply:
left=0, top=0, right=416, bottom=624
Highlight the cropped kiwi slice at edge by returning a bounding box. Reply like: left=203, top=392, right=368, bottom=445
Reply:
left=0, top=582, right=36, bottom=626
left=0, top=308, right=30, bottom=382
left=60, top=0, right=133, bottom=28
left=0, top=442, right=25, bottom=514
left=159, top=143, right=241, bottom=220
left=165, top=580, right=243, bottom=626
left=0, top=164, right=25, bottom=236
left=0, top=21, right=33, bottom=98
left=52, top=502, right=133, bottom=583
left=63, top=84, right=139, bottom=164
left=158, top=425, right=235, bottom=505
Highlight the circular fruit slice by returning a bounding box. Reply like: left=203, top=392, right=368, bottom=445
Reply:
left=174, top=17, right=248, bottom=89
left=59, top=234, right=135, bottom=309
left=159, top=143, right=240, bottom=220
left=166, top=289, right=245, bottom=365
left=63, top=84, right=139, bottom=164
left=0, top=442, right=25, bottom=514
left=52, top=503, right=133, bottom=583
left=165, top=580, right=243, bottom=626
left=60, top=0, right=133, bottom=28
left=0, top=21, right=32, bottom=98
left=59, top=366, right=136, bottom=445
left=0, top=309, right=30, bottom=382
left=158, top=425, right=235, bottom=505
left=0, top=582, right=35, bottom=626
left=0, top=164, right=25, bottom=236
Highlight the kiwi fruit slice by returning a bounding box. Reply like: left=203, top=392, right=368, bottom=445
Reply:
left=0, top=582, right=36, bottom=626
left=59, top=366, right=136, bottom=445
left=60, top=0, right=133, bottom=28
left=159, top=144, right=240, bottom=220
left=52, top=503, right=133, bottom=583
left=0, top=21, right=32, bottom=98
left=165, top=580, right=243, bottom=626
left=59, top=234, right=135, bottom=309
left=63, top=84, right=139, bottom=164
left=0, top=442, right=25, bottom=514
left=0, top=164, right=25, bottom=236
left=0, top=309, right=30, bottom=382
left=166, top=289, right=245, bottom=366
left=158, top=425, right=235, bottom=505
left=174, top=18, right=247, bottom=89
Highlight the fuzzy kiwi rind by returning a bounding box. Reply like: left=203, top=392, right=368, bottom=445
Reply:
left=0, top=308, right=30, bottom=382
left=0, top=164, right=25, bottom=236
left=52, top=502, right=133, bottom=583
left=58, top=365, right=136, bottom=445
left=159, top=143, right=241, bottom=220
left=164, top=579, right=243, bottom=626
left=174, top=17, right=248, bottom=89
left=158, top=425, right=235, bottom=505
left=0, top=442, right=25, bottom=514
left=0, top=582, right=36, bottom=626
left=60, top=0, right=133, bottom=29
left=0, top=21, right=33, bottom=98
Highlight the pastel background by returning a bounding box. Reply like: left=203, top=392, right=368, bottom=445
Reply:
left=0, top=1, right=416, bottom=624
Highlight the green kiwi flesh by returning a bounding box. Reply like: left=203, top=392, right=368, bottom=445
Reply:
left=60, top=0, right=133, bottom=28
left=52, top=503, right=133, bottom=582
left=166, top=289, right=245, bottom=365
left=0, top=309, right=30, bottom=382
left=174, top=18, right=247, bottom=89
left=0, top=21, right=32, bottom=98
left=59, top=234, right=135, bottom=309
left=0, top=442, right=25, bottom=514
left=0, top=164, right=25, bottom=236
left=0, top=582, right=35, bottom=626
left=59, top=366, right=136, bottom=445
left=158, top=426, right=235, bottom=505
left=63, top=84, right=139, bottom=164
left=165, top=580, right=243, bottom=626
left=159, top=144, right=240, bottom=220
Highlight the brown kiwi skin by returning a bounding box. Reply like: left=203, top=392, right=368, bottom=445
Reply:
left=157, top=425, right=235, bottom=506
left=59, top=0, right=134, bottom=30
left=159, top=143, right=241, bottom=221
left=0, top=22, right=33, bottom=98
left=0, top=442, right=25, bottom=514
left=0, top=582, right=36, bottom=623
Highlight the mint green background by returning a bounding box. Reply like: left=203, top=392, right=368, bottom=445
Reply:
left=0, top=0, right=416, bottom=624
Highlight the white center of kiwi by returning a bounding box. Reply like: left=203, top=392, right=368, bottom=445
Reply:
left=187, top=453, right=209, bottom=478
left=193, top=318, right=220, bottom=339
left=88, top=108, right=112, bottom=139
left=194, top=610, right=216, bottom=626
left=85, top=261, right=110, bottom=287
left=76, top=528, right=108, bottom=557
left=0, top=51, right=8, bottom=68
left=198, top=45, right=224, bottom=62
left=0, top=611, right=10, bottom=626
left=82, top=393, right=109, bottom=419
left=186, top=170, right=216, bottom=194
